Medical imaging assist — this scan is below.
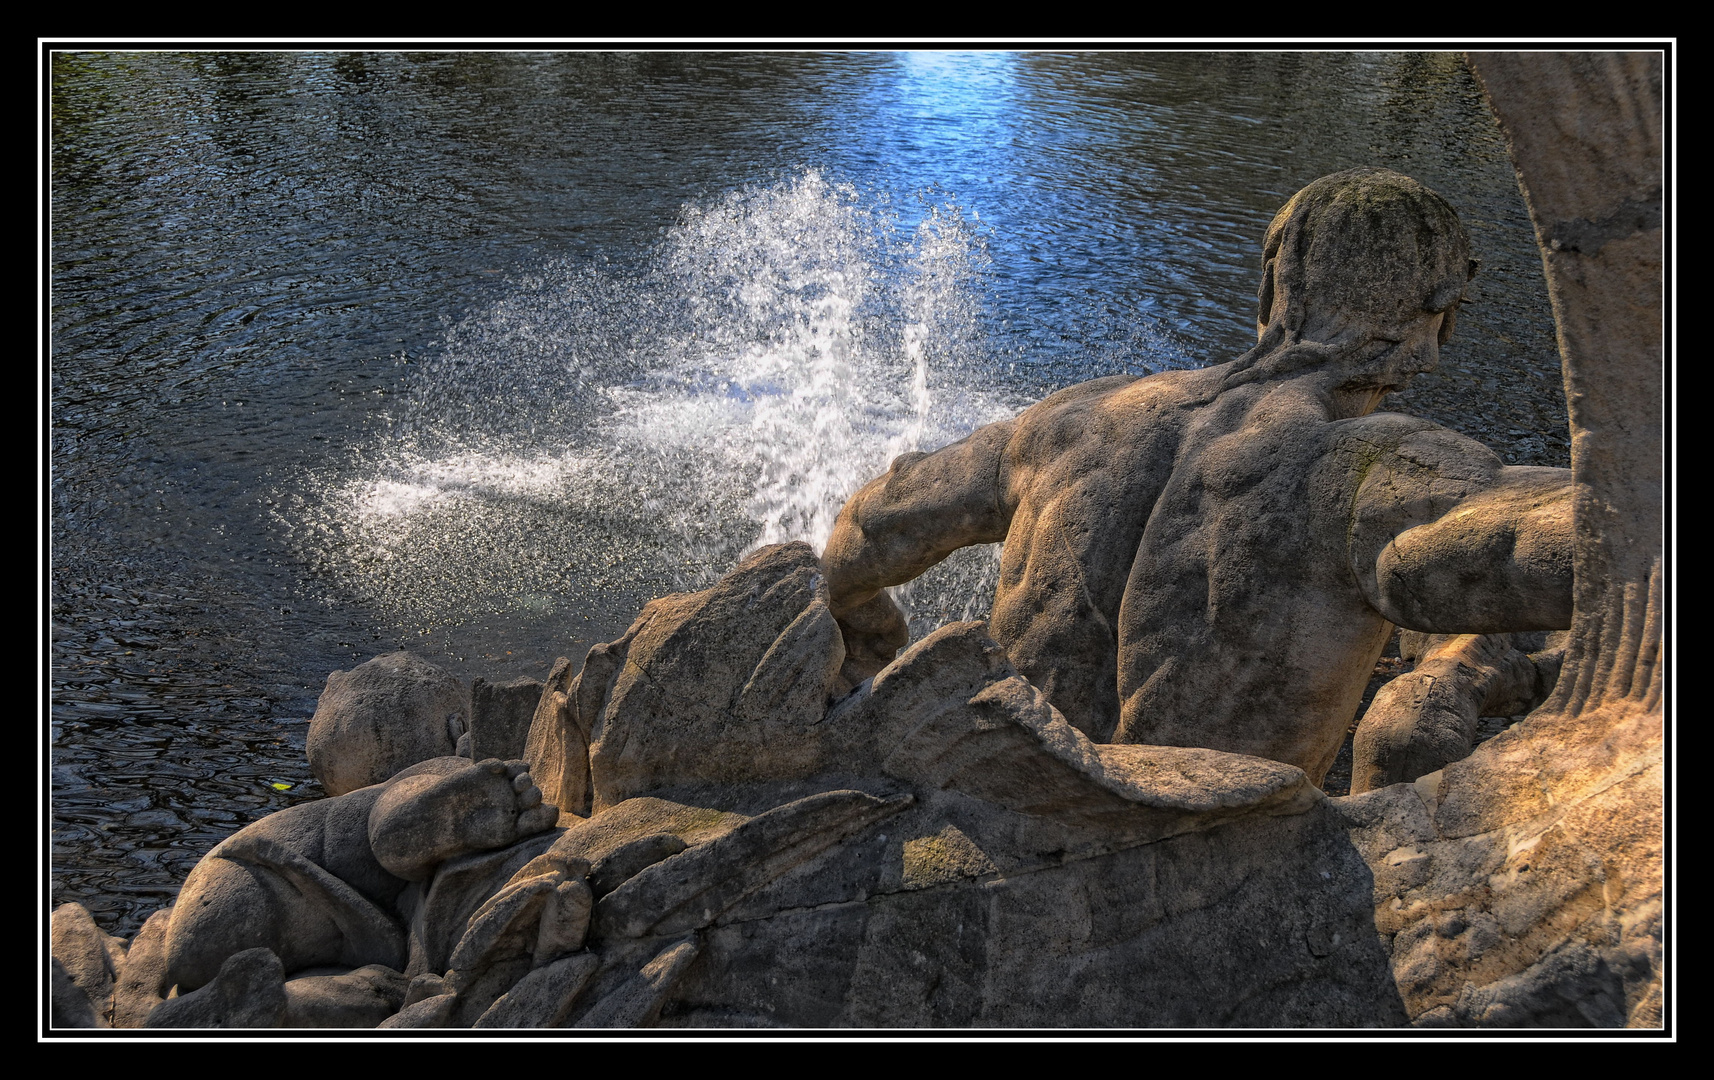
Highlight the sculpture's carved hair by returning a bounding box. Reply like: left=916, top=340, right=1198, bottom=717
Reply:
left=1212, top=168, right=1478, bottom=396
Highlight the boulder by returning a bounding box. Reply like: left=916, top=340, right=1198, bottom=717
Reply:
left=163, top=784, right=408, bottom=992
left=50, top=958, right=102, bottom=1029
left=145, top=947, right=287, bottom=1029
left=308, top=651, right=466, bottom=796
left=282, top=964, right=410, bottom=1028
left=470, top=675, right=545, bottom=763
left=49, top=902, right=125, bottom=1026
left=580, top=542, right=845, bottom=809
left=111, top=906, right=174, bottom=1028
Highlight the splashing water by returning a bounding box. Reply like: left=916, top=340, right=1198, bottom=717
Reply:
left=292, top=171, right=1024, bottom=642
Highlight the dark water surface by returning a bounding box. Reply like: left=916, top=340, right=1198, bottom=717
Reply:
left=48, top=51, right=1566, bottom=936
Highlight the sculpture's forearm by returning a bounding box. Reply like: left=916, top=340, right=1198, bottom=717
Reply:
left=1371, top=468, right=1574, bottom=633
left=822, top=422, right=1016, bottom=613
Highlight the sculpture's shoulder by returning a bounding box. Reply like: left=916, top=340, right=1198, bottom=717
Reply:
left=1324, top=410, right=1506, bottom=479
left=1009, top=368, right=1210, bottom=459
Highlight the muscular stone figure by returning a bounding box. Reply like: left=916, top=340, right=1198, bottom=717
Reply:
left=823, top=168, right=1574, bottom=785
left=162, top=756, right=559, bottom=995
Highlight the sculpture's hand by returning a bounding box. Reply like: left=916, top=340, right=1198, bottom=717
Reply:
left=833, top=590, right=910, bottom=690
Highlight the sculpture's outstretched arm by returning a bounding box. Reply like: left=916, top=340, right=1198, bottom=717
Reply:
left=822, top=419, right=1017, bottom=683
left=1346, top=422, right=1574, bottom=633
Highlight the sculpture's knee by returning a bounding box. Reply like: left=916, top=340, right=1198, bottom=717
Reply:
left=1351, top=674, right=1474, bottom=794
left=1352, top=633, right=1528, bottom=794
left=164, top=857, right=301, bottom=993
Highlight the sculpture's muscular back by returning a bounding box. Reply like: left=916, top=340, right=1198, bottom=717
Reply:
left=989, top=372, right=1190, bottom=741
left=993, top=368, right=1411, bottom=782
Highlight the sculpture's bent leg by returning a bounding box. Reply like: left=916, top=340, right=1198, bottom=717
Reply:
left=1350, top=631, right=1562, bottom=793
left=164, top=832, right=404, bottom=993
left=368, top=758, right=560, bottom=882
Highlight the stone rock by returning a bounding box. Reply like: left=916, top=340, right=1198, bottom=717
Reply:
left=368, top=757, right=559, bottom=881
left=49, top=902, right=125, bottom=1026
left=588, top=834, right=688, bottom=899
left=49, top=957, right=102, bottom=1029
left=522, top=654, right=598, bottom=821
left=308, top=651, right=466, bottom=796
left=1468, top=53, right=1663, bottom=726
left=470, top=675, right=545, bottom=764
left=446, top=851, right=592, bottom=979
left=1338, top=697, right=1662, bottom=1027
left=590, top=790, right=910, bottom=941
left=584, top=542, right=845, bottom=809
left=573, top=937, right=701, bottom=1028
left=376, top=992, right=457, bottom=1029
left=817, top=620, right=1017, bottom=775
left=658, top=792, right=1404, bottom=1027
left=473, top=952, right=600, bottom=1028
left=86, top=56, right=1665, bottom=1029
left=828, top=620, right=1318, bottom=838
left=111, top=905, right=173, bottom=1028
left=145, top=947, right=287, bottom=1029
left=401, top=971, right=447, bottom=1008
left=401, top=831, right=562, bottom=979
left=282, top=964, right=409, bottom=1028
left=166, top=756, right=558, bottom=996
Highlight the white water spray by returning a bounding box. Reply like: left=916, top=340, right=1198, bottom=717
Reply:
left=292, top=171, right=1021, bottom=641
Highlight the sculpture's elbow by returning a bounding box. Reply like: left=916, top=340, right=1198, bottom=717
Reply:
left=1373, top=523, right=1573, bottom=633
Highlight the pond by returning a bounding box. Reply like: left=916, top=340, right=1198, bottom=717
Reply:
left=49, top=50, right=1567, bottom=936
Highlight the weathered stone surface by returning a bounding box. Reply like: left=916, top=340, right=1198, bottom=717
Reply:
left=591, top=790, right=909, bottom=941
left=817, top=620, right=1017, bottom=774
left=98, top=56, right=1665, bottom=1029
left=282, top=964, right=409, bottom=1028
left=822, top=169, right=1576, bottom=786
left=1338, top=698, right=1662, bottom=1027
left=401, top=831, right=562, bottom=978
left=1467, top=53, right=1664, bottom=726
left=368, top=757, right=558, bottom=881
left=586, top=542, right=845, bottom=809
left=50, top=902, right=125, bottom=1026
left=401, top=971, right=447, bottom=1008
left=163, top=756, right=559, bottom=996
left=657, top=796, right=1404, bottom=1027
left=588, top=834, right=689, bottom=898
left=447, top=851, right=590, bottom=977
left=473, top=952, right=600, bottom=1028
left=50, top=958, right=102, bottom=1029
left=470, top=675, right=545, bottom=764
left=308, top=651, right=466, bottom=796
left=376, top=992, right=456, bottom=1029
left=548, top=796, right=749, bottom=869
left=881, top=670, right=1318, bottom=832
left=111, top=905, right=173, bottom=1028
left=1352, top=632, right=1554, bottom=793
left=524, top=656, right=592, bottom=819
left=145, top=947, right=287, bottom=1029
left=163, top=783, right=408, bottom=992
left=573, top=937, right=701, bottom=1028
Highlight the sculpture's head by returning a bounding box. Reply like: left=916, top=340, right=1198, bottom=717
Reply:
left=1252, top=168, right=1477, bottom=414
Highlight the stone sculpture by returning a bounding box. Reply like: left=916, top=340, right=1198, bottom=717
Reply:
left=824, top=166, right=1574, bottom=787
left=49, top=52, right=1664, bottom=1032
